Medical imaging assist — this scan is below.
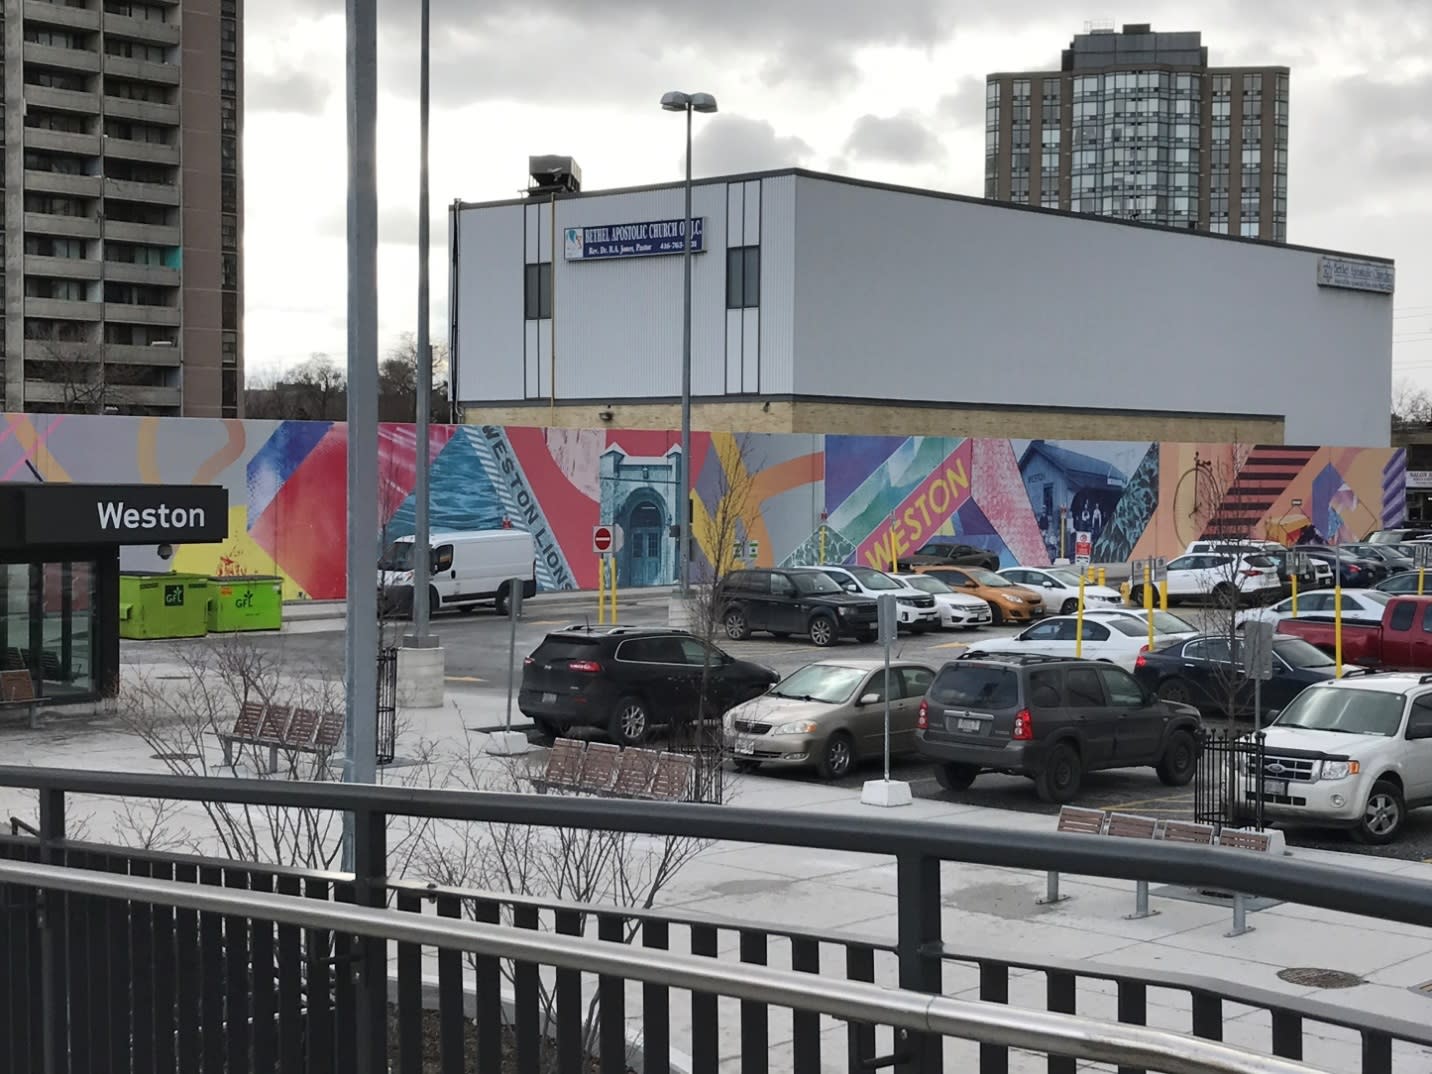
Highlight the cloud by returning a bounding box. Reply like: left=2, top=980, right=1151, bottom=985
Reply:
left=937, top=76, right=986, bottom=125
left=843, top=113, right=945, bottom=165
left=247, top=70, right=331, bottom=115
left=691, top=116, right=814, bottom=177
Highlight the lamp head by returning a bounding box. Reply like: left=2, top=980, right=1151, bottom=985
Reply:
left=660, top=91, right=689, bottom=112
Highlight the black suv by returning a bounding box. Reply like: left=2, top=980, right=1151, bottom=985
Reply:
left=718, top=568, right=879, bottom=646
left=897, top=540, right=1000, bottom=572
left=915, top=654, right=1201, bottom=803
left=519, top=626, right=778, bottom=745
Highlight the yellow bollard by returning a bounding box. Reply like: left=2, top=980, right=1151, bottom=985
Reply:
left=1420, top=568, right=1426, bottom=597
left=1334, top=583, right=1343, bottom=678
left=597, top=556, right=608, bottom=624
left=1290, top=571, right=1299, bottom=617
left=1120, top=580, right=1131, bottom=605
left=1098, top=567, right=1107, bottom=587
left=1159, top=578, right=1169, bottom=612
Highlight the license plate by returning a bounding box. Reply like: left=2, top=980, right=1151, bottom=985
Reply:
left=1261, top=779, right=1288, bottom=798
left=541, top=692, right=556, bottom=704
left=734, top=736, right=755, bottom=755
left=956, top=718, right=981, bottom=732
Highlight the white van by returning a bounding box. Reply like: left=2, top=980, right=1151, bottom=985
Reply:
left=379, top=529, right=537, bottom=616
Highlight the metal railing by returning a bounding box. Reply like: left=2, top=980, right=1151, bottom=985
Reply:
left=1, top=765, right=1430, bottom=1074
left=376, top=645, right=397, bottom=765
left=0, top=858, right=1328, bottom=1074
left=1195, top=727, right=1268, bottom=830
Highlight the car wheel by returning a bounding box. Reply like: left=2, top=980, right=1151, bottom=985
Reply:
left=494, top=583, right=510, bottom=617
left=989, top=605, right=1004, bottom=626
left=1212, top=583, right=1236, bottom=608
left=1060, top=598, right=1078, bottom=615
left=809, top=615, right=837, bottom=647
left=1355, top=780, right=1405, bottom=845
left=935, top=763, right=979, bottom=792
left=608, top=695, right=650, bottom=746
left=723, top=608, right=751, bottom=640
left=818, top=732, right=854, bottom=780
left=1157, top=678, right=1194, bottom=706
left=1156, top=729, right=1197, bottom=787
left=1129, top=584, right=1145, bottom=607
left=856, top=629, right=877, bottom=643
left=1035, top=742, right=1083, bottom=804
left=532, top=717, right=561, bottom=742
left=427, top=586, right=441, bottom=619
left=733, top=759, right=761, bottom=774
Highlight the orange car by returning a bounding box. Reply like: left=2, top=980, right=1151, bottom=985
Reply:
left=911, top=565, right=1044, bottom=625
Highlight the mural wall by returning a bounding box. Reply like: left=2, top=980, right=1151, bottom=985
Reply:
left=0, top=413, right=1406, bottom=599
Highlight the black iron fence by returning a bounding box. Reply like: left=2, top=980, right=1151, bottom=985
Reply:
left=1, top=766, right=1431, bottom=1073
left=1194, top=727, right=1267, bottom=830
left=376, top=646, right=397, bottom=765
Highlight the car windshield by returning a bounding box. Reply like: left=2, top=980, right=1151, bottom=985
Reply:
left=930, top=666, right=1018, bottom=708
left=848, top=566, right=902, bottom=590
left=1362, top=590, right=1392, bottom=606
left=1106, top=619, right=1148, bottom=637
left=379, top=541, right=415, bottom=571
left=1272, top=639, right=1334, bottom=669
left=964, top=568, right=1009, bottom=587
left=1273, top=688, right=1404, bottom=736
left=1150, top=611, right=1196, bottom=633
left=917, top=542, right=959, bottom=556
left=1046, top=569, right=1082, bottom=586
left=792, top=572, right=842, bottom=595
left=904, top=575, right=951, bottom=594
left=769, top=664, right=866, bottom=703
left=1244, top=555, right=1276, bottom=567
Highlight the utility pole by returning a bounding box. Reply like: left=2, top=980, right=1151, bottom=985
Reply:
left=343, top=0, right=379, bottom=843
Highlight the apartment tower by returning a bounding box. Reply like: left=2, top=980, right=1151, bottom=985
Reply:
left=985, top=23, right=1288, bottom=241
left=1, top=0, right=242, bottom=415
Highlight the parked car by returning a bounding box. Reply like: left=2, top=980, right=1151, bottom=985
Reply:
left=1297, top=546, right=1389, bottom=588
left=724, top=659, right=935, bottom=779
left=998, top=566, right=1122, bottom=615
left=1376, top=572, right=1432, bottom=595
left=803, top=565, right=940, bottom=632
left=1345, top=543, right=1416, bottom=574
left=1246, top=673, right=1432, bottom=843
left=1184, top=539, right=1283, bottom=556
left=1133, top=633, right=1343, bottom=718
left=892, top=572, right=993, bottom=629
left=1083, top=607, right=1202, bottom=643
left=1277, top=596, right=1432, bottom=670
left=1155, top=552, right=1283, bottom=606
left=915, top=654, right=1201, bottom=803
left=896, top=538, right=1000, bottom=572
left=959, top=614, right=1168, bottom=671
left=1181, top=540, right=1320, bottom=594
left=908, top=566, right=1043, bottom=624
left=717, top=568, right=878, bottom=646
left=518, top=626, right=778, bottom=745
left=379, top=528, right=536, bottom=616
left=1237, top=588, right=1392, bottom=629
left=1365, top=527, right=1432, bottom=544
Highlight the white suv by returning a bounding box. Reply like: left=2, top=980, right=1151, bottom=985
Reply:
left=798, top=565, right=942, bottom=632
left=1249, top=673, right=1432, bottom=843
left=1158, top=552, right=1282, bottom=606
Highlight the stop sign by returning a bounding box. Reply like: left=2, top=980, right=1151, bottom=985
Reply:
left=593, top=525, right=614, bottom=553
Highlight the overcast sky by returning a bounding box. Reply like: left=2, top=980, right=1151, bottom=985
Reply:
left=241, top=0, right=1432, bottom=393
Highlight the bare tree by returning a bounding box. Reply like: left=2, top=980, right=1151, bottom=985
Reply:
left=1393, top=378, right=1432, bottom=427
left=244, top=353, right=348, bottom=420
left=29, top=342, right=110, bottom=414
left=379, top=332, right=450, bottom=423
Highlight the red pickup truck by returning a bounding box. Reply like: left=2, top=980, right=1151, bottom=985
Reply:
left=1278, top=596, right=1432, bottom=670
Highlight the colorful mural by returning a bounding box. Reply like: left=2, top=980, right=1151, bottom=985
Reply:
left=0, top=413, right=1406, bottom=599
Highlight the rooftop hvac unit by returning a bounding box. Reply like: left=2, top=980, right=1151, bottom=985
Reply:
left=528, top=156, right=582, bottom=197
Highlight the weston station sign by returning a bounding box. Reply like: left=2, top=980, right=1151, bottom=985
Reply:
left=0, top=483, right=229, bottom=547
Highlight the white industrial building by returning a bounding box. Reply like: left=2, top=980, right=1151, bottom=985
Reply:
left=449, top=165, right=1393, bottom=446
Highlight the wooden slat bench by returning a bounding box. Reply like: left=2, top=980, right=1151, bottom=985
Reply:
left=0, top=669, right=49, bottom=730
left=1106, top=813, right=1160, bottom=919
left=532, top=738, right=586, bottom=793
left=1038, top=806, right=1107, bottom=905
left=578, top=743, right=622, bottom=795
left=217, top=701, right=266, bottom=768
left=612, top=748, right=661, bottom=797
left=220, top=703, right=342, bottom=774
left=647, top=753, right=696, bottom=802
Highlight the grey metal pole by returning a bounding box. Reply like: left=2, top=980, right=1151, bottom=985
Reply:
left=407, top=0, right=434, bottom=648
left=882, top=634, right=891, bottom=783
left=677, top=103, right=693, bottom=594
left=343, top=0, right=379, bottom=818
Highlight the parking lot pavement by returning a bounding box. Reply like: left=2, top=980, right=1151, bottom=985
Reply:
left=122, top=604, right=1432, bottom=862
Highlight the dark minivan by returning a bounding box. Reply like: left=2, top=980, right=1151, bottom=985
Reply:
left=519, top=627, right=778, bottom=745
left=718, top=568, right=879, bottom=647
left=915, top=654, right=1201, bottom=803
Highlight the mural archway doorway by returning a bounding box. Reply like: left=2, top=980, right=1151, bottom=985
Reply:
left=618, top=496, right=669, bottom=587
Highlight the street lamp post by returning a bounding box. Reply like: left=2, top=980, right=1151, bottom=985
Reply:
left=407, top=0, right=435, bottom=650
left=660, top=90, right=717, bottom=597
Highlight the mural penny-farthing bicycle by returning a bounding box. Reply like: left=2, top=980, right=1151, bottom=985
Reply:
left=1172, top=455, right=1220, bottom=549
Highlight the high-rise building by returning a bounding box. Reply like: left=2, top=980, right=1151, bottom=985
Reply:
left=985, top=24, right=1288, bottom=241
left=1, top=0, right=242, bottom=416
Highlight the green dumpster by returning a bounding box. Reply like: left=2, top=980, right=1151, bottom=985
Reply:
left=207, top=576, right=284, bottom=633
left=118, top=573, right=211, bottom=640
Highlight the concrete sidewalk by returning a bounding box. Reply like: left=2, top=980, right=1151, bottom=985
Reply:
left=6, top=660, right=1431, bottom=1073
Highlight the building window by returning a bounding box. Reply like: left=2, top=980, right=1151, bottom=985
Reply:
left=220, top=58, right=237, bottom=95
left=222, top=292, right=238, bottom=330
left=222, top=333, right=238, bottom=366
left=523, top=262, right=551, bottom=320
left=725, top=245, right=759, bottom=309
left=221, top=175, right=237, bottom=214
left=1240, top=220, right=1260, bottom=238
left=221, top=136, right=237, bottom=174
left=220, top=16, right=237, bottom=57
left=222, top=253, right=239, bottom=289
left=221, top=215, right=238, bottom=249
left=222, top=368, right=238, bottom=415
